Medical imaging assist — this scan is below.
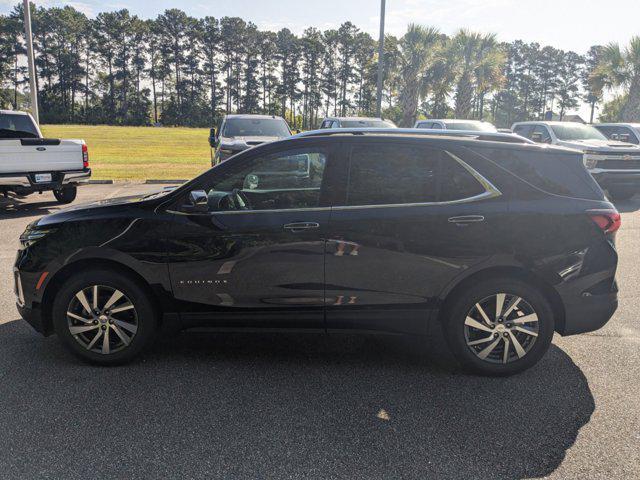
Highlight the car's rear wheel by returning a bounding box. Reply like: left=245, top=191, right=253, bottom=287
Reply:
left=53, top=186, right=77, bottom=204
left=52, top=269, right=157, bottom=365
left=442, top=278, right=554, bottom=376
left=608, top=187, right=636, bottom=201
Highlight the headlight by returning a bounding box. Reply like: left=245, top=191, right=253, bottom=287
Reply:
left=219, top=149, right=235, bottom=155
left=584, top=152, right=606, bottom=169
left=19, top=227, right=57, bottom=248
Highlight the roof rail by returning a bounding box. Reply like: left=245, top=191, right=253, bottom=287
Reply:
left=294, top=128, right=534, bottom=144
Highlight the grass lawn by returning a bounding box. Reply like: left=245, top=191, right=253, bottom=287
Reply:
left=40, top=124, right=212, bottom=181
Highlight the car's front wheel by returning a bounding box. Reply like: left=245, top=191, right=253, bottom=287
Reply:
left=52, top=269, right=157, bottom=365
left=442, top=278, right=555, bottom=376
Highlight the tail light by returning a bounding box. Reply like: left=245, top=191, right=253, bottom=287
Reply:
left=82, top=144, right=89, bottom=168
left=588, top=209, right=621, bottom=235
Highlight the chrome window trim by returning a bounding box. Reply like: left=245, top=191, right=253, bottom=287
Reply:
left=331, top=190, right=498, bottom=211
left=166, top=206, right=332, bottom=216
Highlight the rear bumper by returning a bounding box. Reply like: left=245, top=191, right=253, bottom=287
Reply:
left=559, top=290, right=618, bottom=336
left=0, top=169, right=91, bottom=192
left=591, top=170, right=640, bottom=189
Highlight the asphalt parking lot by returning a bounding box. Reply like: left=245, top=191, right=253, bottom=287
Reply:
left=0, top=184, right=639, bottom=479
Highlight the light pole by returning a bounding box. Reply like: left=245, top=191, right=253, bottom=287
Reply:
left=23, top=0, right=39, bottom=124
left=375, top=0, right=386, bottom=118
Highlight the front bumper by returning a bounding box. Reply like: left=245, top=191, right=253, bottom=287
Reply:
left=590, top=170, right=640, bottom=189
left=17, top=303, right=51, bottom=336
left=14, top=268, right=51, bottom=336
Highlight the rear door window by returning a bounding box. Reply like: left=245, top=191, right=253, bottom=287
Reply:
left=513, top=124, right=534, bottom=139
left=531, top=125, right=552, bottom=143
left=345, top=144, right=487, bottom=206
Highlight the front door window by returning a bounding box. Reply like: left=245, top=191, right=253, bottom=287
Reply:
left=201, top=148, right=327, bottom=212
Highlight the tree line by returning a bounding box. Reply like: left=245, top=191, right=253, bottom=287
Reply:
left=1, top=3, right=639, bottom=128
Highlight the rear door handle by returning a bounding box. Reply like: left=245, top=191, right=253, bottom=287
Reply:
left=448, top=215, right=485, bottom=224
left=283, top=222, right=320, bottom=232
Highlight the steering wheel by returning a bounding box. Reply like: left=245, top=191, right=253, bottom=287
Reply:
left=231, top=189, right=252, bottom=210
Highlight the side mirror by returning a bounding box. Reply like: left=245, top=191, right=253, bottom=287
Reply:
left=186, top=190, right=208, bottom=213
left=208, top=128, right=217, bottom=148
left=295, top=129, right=301, bottom=134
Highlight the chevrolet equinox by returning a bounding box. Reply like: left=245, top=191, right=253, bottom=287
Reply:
left=15, top=131, right=620, bottom=376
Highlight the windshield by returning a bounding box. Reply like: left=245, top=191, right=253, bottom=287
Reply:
left=0, top=113, right=39, bottom=139
left=222, top=118, right=291, bottom=138
left=444, top=121, right=497, bottom=132
left=551, top=124, right=607, bottom=141
left=340, top=119, right=396, bottom=128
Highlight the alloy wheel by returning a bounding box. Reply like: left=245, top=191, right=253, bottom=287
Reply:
left=66, top=285, right=138, bottom=355
left=464, top=293, right=539, bottom=364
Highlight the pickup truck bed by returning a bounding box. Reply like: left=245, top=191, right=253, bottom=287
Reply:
left=0, top=111, right=90, bottom=203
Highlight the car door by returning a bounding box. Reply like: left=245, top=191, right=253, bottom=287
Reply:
left=164, top=141, right=337, bottom=330
left=324, top=140, right=508, bottom=335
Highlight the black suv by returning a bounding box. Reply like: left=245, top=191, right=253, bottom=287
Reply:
left=15, top=131, right=620, bottom=375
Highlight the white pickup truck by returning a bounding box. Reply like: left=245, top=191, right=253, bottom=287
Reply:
left=0, top=110, right=90, bottom=204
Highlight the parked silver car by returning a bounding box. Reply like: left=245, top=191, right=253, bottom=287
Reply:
left=414, top=119, right=498, bottom=132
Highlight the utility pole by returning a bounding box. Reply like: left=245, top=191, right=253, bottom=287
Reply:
left=375, top=0, right=386, bottom=118
left=23, top=0, right=39, bottom=124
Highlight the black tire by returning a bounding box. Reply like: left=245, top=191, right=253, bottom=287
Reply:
left=52, top=269, right=157, bottom=365
left=53, top=186, right=77, bottom=204
left=608, top=187, right=636, bottom=201
left=442, top=278, right=554, bottom=376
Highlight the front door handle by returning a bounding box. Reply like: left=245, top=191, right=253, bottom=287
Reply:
left=448, top=215, right=485, bottom=224
left=283, top=222, right=320, bottom=232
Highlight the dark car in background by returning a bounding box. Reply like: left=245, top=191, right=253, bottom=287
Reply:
left=209, top=114, right=293, bottom=165
left=15, top=130, right=619, bottom=376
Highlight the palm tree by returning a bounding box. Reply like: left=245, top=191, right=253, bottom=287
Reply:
left=595, top=36, right=640, bottom=121
left=450, top=30, right=503, bottom=119
left=398, top=24, right=440, bottom=127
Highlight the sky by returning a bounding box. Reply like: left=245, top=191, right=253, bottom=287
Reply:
left=2, top=0, right=639, bottom=53
left=2, top=0, right=639, bottom=119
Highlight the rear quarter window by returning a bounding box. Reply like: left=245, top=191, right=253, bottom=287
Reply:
left=468, top=146, right=604, bottom=201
